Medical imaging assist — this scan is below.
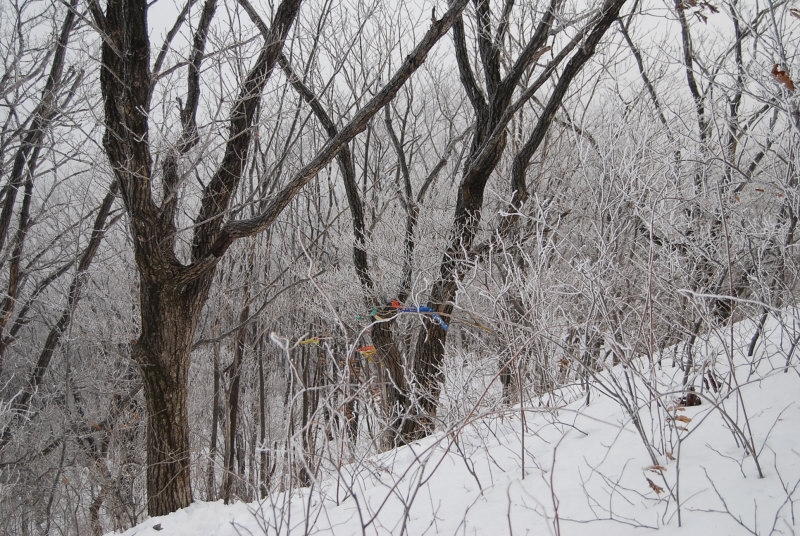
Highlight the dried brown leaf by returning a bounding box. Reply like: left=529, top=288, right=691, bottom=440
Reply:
left=772, top=64, right=796, bottom=92
left=646, top=477, right=664, bottom=495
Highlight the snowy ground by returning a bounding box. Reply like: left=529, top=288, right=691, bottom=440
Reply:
left=109, top=312, right=800, bottom=535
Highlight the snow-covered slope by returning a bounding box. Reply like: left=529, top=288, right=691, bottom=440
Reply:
left=109, top=312, right=800, bottom=535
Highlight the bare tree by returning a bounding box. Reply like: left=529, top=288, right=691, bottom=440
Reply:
left=90, top=0, right=470, bottom=515
left=0, top=3, right=131, bottom=534
left=397, top=0, right=629, bottom=442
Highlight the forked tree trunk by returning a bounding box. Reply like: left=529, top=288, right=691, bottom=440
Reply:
left=91, top=0, right=468, bottom=514
left=402, top=0, right=628, bottom=442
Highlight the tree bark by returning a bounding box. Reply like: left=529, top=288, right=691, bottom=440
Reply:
left=136, top=276, right=214, bottom=515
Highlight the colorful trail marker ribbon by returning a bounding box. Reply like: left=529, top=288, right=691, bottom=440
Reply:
left=391, top=301, right=448, bottom=330
left=357, top=345, right=377, bottom=363
left=356, top=307, right=378, bottom=320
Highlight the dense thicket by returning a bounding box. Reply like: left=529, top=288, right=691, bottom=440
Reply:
left=0, top=0, right=797, bottom=534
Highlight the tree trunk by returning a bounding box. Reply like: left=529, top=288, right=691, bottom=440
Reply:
left=257, top=332, right=271, bottom=498
left=135, top=275, right=213, bottom=516
left=206, top=346, right=220, bottom=501
left=141, top=359, right=193, bottom=515
left=222, top=300, right=249, bottom=503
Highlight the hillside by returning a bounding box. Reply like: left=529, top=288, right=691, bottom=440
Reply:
left=109, top=311, right=800, bottom=535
